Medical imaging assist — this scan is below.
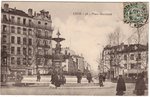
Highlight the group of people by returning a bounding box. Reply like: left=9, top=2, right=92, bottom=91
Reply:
left=51, top=70, right=66, bottom=88
left=36, top=70, right=66, bottom=88
left=36, top=70, right=147, bottom=95
left=76, top=70, right=93, bottom=84
left=116, top=73, right=147, bottom=96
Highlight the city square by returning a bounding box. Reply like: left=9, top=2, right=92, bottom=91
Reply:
left=1, top=76, right=148, bottom=95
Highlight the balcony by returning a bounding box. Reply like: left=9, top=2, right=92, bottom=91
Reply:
left=35, top=25, right=53, bottom=31
left=45, top=36, right=52, bottom=40
left=1, top=40, right=7, bottom=44
left=37, top=43, right=50, bottom=48
left=36, top=34, right=43, bottom=38
left=36, top=34, right=52, bottom=40
left=36, top=54, right=52, bottom=59
left=36, top=54, right=43, bottom=58
left=44, top=54, right=53, bottom=59
left=2, top=19, right=53, bottom=31
left=2, top=20, right=34, bottom=28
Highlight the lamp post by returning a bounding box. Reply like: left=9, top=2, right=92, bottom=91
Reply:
left=97, top=43, right=105, bottom=74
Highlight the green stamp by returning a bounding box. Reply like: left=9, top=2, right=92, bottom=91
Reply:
left=124, top=3, right=148, bottom=28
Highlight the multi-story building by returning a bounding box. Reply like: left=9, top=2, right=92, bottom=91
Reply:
left=33, top=10, right=53, bottom=74
left=61, top=47, right=85, bottom=75
left=1, top=4, right=35, bottom=76
left=61, top=47, right=76, bottom=56
left=84, top=61, right=91, bottom=74
left=1, top=3, right=53, bottom=79
left=102, top=43, right=148, bottom=79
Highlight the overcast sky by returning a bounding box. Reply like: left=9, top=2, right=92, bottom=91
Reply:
left=2, top=2, right=148, bottom=72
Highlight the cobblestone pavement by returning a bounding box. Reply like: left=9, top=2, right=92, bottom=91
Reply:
left=1, top=82, right=148, bottom=95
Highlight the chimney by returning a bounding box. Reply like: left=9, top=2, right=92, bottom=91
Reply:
left=40, top=10, right=45, bottom=18
left=4, top=3, right=9, bottom=11
left=34, top=11, right=36, bottom=16
left=28, top=8, right=33, bottom=16
left=37, top=13, right=40, bottom=16
left=45, top=11, right=49, bottom=17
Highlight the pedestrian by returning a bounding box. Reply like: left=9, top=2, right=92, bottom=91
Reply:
left=86, top=72, right=92, bottom=83
left=76, top=70, right=82, bottom=83
left=116, top=75, right=126, bottom=96
left=37, top=70, right=41, bottom=82
left=59, top=73, right=66, bottom=85
left=103, top=74, right=106, bottom=82
left=51, top=71, right=55, bottom=84
left=52, top=71, right=61, bottom=88
left=134, top=73, right=146, bottom=95
left=99, top=73, right=104, bottom=87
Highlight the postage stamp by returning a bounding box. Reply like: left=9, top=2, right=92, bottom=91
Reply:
left=124, top=3, right=148, bottom=28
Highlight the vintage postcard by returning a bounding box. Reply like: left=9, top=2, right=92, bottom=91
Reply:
left=0, top=1, right=149, bottom=96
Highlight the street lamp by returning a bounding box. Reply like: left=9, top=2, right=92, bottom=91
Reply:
left=97, top=43, right=105, bottom=74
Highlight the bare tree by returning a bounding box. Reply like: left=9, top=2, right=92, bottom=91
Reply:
left=106, top=27, right=124, bottom=77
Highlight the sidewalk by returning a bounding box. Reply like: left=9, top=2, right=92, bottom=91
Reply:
left=60, top=81, right=115, bottom=89
left=1, top=75, right=115, bottom=89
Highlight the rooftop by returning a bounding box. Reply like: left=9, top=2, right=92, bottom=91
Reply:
left=2, top=8, right=32, bottom=18
left=104, top=43, right=148, bottom=53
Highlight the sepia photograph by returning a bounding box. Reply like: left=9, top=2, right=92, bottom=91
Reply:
left=0, top=1, right=149, bottom=96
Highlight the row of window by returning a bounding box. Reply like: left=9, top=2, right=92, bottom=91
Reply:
left=37, top=29, right=50, bottom=36
left=37, top=49, right=49, bottom=55
left=2, top=25, right=51, bottom=37
left=11, top=57, right=32, bottom=65
left=2, top=35, right=51, bottom=47
left=2, top=25, right=33, bottom=35
left=123, top=63, right=141, bottom=69
left=3, top=14, right=32, bottom=26
left=11, top=46, right=32, bottom=55
left=11, top=36, right=32, bottom=45
left=3, top=14, right=48, bottom=26
left=124, top=53, right=141, bottom=60
left=105, top=53, right=142, bottom=61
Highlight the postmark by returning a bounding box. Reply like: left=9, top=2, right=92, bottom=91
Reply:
left=124, top=3, right=148, bottom=28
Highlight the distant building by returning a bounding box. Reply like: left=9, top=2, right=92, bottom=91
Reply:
left=84, top=61, right=91, bottom=71
left=72, top=55, right=85, bottom=72
left=102, top=43, right=148, bottom=78
left=61, top=47, right=76, bottom=56
left=1, top=3, right=53, bottom=78
left=61, top=47, right=85, bottom=75
left=84, top=61, right=91, bottom=74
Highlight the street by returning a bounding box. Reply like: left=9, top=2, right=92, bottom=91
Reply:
left=1, top=81, right=148, bottom=95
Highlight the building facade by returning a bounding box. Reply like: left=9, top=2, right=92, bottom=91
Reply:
left=102, top=43, right=148, bottom=79
left=61, top=47, right=86, bottom=75
left=1, top=3, right=53, bottom=79
left=33, top=9, right=53, bottom=74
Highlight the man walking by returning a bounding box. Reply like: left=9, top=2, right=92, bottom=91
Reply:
left=86, top=72, right=92, bottom=83
left=135, top=73, right=146, bottom=95
left=37, top=70, right=41, bottom=82
left=76, top=70, right=82, bottom=83
left=116, top=75, right=126, bottom=95
left=99, top=73, right=104, bottom=87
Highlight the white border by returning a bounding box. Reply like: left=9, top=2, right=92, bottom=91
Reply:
left=0, top=0, right=149, bottom=97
